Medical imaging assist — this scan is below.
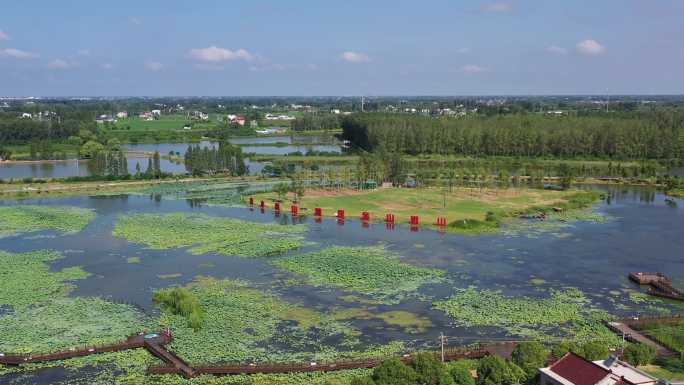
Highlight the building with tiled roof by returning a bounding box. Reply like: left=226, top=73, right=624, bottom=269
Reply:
left=539, top=352, right=660, bottom=385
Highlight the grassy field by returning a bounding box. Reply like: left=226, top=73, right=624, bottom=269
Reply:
left=252, top=186, right=596, bottom=225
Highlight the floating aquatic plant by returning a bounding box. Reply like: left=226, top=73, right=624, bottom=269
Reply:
left=272, top=246, right=444, bottom=302
left=113, top=212, right=306, bottom=258
left=0, top=205, right=95, bottom=238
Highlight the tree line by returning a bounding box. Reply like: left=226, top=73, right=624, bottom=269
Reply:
left=350, top=340, right=656, bottom=385
left=292, top=114, right=340, bottom=131
left=341, top=112, right=684, bottom=160
left=184, top=142, right=248, bottom=176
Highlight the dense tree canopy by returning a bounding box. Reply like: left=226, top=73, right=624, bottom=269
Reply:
left=341, top=112, right=684, bottom=160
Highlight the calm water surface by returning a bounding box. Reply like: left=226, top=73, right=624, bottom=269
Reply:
left=1, top=185, right=682, bottom=383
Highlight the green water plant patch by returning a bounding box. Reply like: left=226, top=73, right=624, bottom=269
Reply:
left=113, top=212, right=306, bottom=258
left=434, top=287, right=617, bottom=343
left=272, top=246, right=445, bottom=303
left=0, top=205, right=96, bottom=238
left=0, top=249, right=90, bottom=309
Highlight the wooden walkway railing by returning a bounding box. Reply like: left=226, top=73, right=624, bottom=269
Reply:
left=0, top=331, right=171, bottom=366
left=147, top=342, right=518, bottom=377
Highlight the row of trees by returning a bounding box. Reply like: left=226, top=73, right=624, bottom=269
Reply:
left=341, top=112, right=684, bottom=160
left=351, top=340, right=656, bottom=385
left=292, top=114, right=340, bottom=131
left=184, top=142, right=247, bottom=176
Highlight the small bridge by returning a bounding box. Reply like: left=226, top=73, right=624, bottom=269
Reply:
left=629, top=272, right=684, bottom=301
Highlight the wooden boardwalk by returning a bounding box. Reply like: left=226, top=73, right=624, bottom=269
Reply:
left=0, top=331, right=171, bottom=366
left=147, top=342, right=518, bottom=377
left=606, top=320, right=678, bottom=358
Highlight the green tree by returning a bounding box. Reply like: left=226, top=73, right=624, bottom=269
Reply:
left=477, top=355, right=525, bottom=385
left=372, top=358, right=418, bottom=385
left=350, top=376, right=376, bottom=385
left=450, top=367, right=475, bottom=385
left=272, top=182, right=290, bottom=201
left=578, top=341, right=609, bottom=361
left=411, top=352, right=453, bottom=385
left=623, top=343, right=655, bottom=366
left=511, top=342, right=549, bottom=383
left=79, top=140, right=104, bottom=158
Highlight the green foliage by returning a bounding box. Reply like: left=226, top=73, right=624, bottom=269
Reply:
left=641, top=323, right=684, bottom=354
left=411, top=353, right=453, bottom=385
left=0, top=205, right=96, bottom=238
left=434, top=288, right=619, bottom=344
left=372, top=358, right=418, bottom=385
left=113, top=212, right=306, bottom=258
left=0, top=297, right=150, bottom=354
left=623, top=343, right=656, bottom=366
left=351, top=376, right=377, bottom=385
left=0, top=249, right=150, bottom=357
left=157, top=276, right=386, bottom=365
left=577, top=341, right=609, bottom=361
left=434, top=288, right=588, bottom=334
left=184, top=142, right=247, bottom=176
left=448, top=218, right=499, bottom=235
left=511, top=342, right=549, bottom=381
left=0, top=249, right=90, bottom=309
left=341, top=112, right=684, bottom=160
left=476, top=355, right=526, bottom=385
left=273, top=246, right=444, bottom=302
left=153, top=287, right=204, bottom=330
left=450, top=367, right=476, bottom=385
left=80, top=140, right=105, bottom=158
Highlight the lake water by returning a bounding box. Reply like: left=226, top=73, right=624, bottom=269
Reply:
left=1, top=184, right=683, bottom=383
left=0, top=136, right=341, bottom=180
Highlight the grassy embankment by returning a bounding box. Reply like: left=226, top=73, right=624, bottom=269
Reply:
left=667, top=189, right=684, bottom=198
left=252, top=186, right=601, bottom=234
left=0, top=175, right=265, bottom=199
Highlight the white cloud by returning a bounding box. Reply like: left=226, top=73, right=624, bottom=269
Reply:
left=129, top=17, right=142, bottom=25
left=460, top=64, right=487, bottom=74
left=187, top=46, right=254, bottom=62
left=576, top=39, right=605, bottom=55
left=482, top=2, right=513, bottom=13
left=145, top=61, right=163, bottom=71
left=101, top=63, right=114, bottom=70
left=546, top=45, right=568, bottom=55
left=0, top=48, right=38, bottom=59
left=48, top=59, right=78, bottom=69
left=0, top=30, right=10, bottom=41
left=456, top=48, right=471, bottom=54
left=76, top=49, right=91, bottom=57
left=340, top=51, right=371, bottom=63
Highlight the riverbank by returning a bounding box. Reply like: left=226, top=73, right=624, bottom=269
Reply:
left=0, top=175, right=265, bottom=199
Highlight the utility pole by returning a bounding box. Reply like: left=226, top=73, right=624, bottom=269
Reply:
left=440, top=332, right=445, bottom=362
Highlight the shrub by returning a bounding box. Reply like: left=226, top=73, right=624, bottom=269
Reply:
left=476, top=355, right=525, bottom=385
left=411, top=352, right=452, bottom=385
left=153, top=287, right=204, bottom=330
left=512, top=341, right=549, bottom=381
left=623, top=343, right=656, bottom=366
left=372, top=358, right=418, bottom=385
left=351, top=376, right=376, bottom=385
left=450, top=367, right=475, bottom=385
left=577, top=341, right=609, bottom=361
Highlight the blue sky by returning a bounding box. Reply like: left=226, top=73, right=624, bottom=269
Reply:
left=1, top=0, right=683, bottom=96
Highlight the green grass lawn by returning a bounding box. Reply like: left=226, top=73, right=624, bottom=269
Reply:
left=253, top=186, right=590, bottom=225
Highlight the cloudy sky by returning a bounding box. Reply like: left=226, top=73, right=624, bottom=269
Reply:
left=1, top=0, right=683, bottom=96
